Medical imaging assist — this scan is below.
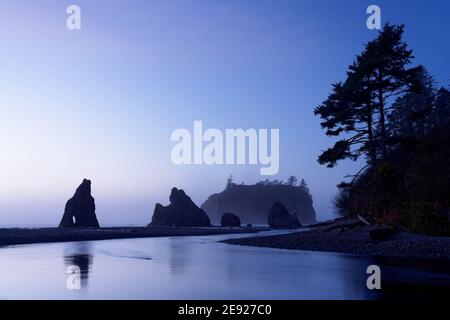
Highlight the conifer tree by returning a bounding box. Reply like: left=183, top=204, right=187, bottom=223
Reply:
left=315, top=24, right=421, bottom=168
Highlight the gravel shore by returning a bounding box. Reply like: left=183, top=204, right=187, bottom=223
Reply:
left=0, top=227, right=262, bottom=247
left=223, top=226, right=450, bottom=262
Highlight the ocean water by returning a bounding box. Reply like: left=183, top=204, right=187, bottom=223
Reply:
left=0, top=231, right=449, bottom=300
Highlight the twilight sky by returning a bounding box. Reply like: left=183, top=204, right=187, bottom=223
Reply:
left=1, top=0, right=449, bottom=226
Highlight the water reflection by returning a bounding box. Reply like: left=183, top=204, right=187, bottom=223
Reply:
left=63, top=242, right=93, bottom=289
left=168, top=237, right=193, bottom=275
left=0, top=232, right=449, bottom=299
left=367, top=255, right=450, bottom=300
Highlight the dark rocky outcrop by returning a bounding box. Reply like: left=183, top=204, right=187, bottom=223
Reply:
left=59, top=179, right=100, bottom=228
left=221, top=213, right=241, bottom=227
left=149, top=188, right=211, bottom=227
left=369, top=225, right=396, bottom=241
left=268, top=202, right=301, bottom=228
left=201, top=184, right=316, bottom=225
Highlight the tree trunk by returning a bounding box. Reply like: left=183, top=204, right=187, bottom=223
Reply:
left=367, top=104, right=377, bottom=168
left=378, top=70, right=387, bottom=159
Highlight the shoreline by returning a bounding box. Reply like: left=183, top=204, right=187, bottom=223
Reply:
left=4, top=224, right=450, bottom=265
left=0, top=226, right=264, bottom=247
left=223, top=224, right=450, bottom=264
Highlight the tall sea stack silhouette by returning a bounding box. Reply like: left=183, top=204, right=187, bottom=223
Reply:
left=149, top=188, right=211, bottom=227
left=59, top=179, right=100, bottom=228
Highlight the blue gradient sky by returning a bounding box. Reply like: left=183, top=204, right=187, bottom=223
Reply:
left=1, top=0, right=449, bottom=226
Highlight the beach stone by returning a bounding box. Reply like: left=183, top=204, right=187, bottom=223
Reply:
left=268, top=202, right=301, bottom=228
left=221, top=213, right=241, bottom=227
left=149, top=188, right=211, bottom=227
left=59, top=179, right=100, bottom=228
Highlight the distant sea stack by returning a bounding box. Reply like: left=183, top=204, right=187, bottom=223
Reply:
left=268, top=202, right=301, bottom=228
left=59, top=179, right=100, bottom=228
left=149, top=188, right=211, bottom=227
left=221, top=213, right=241, bottom=227
left=201, top=182, right=316, bottom=225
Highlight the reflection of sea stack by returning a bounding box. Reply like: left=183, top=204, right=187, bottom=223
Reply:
left=59, top=179, right=100, bottom=228
left=64, top=254, right=93, bottom=288
left=149, top=188, right=211, bottom=227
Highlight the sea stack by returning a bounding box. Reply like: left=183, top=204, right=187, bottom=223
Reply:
left=201, top=183, right=316, bottom=225
left=149, top=188, right=211, bottom=227
left=268, top=202, right=301, bottom=228
left=221, top=213, right=241, bottom=227
left=59, top=179, right=100, bottom=228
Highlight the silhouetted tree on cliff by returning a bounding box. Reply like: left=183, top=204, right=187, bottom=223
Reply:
left=286, top=176, right=298, bottom=186
left=314, top=24, right=450, bottom=235
left=315, top=24, right=421, bottom=169
left=434, top=87, right=450, bottom=128
left=226, top=175, right=234, bottom=189
left=388, top=67, right=435, bottom=141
